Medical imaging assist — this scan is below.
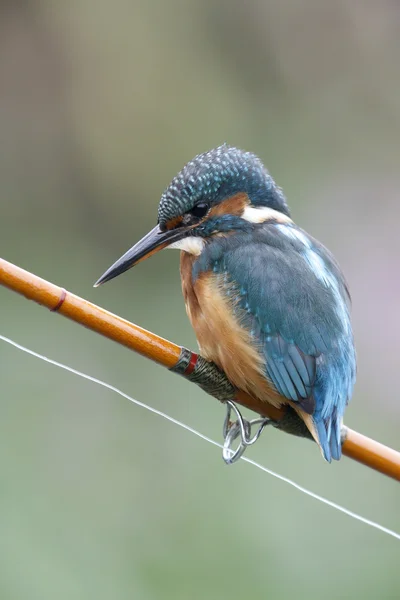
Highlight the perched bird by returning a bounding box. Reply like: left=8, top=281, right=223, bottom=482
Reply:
left=95, top=145, right=356, bottom=462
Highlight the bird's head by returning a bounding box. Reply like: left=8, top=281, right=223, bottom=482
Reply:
left=94, top=145, right=291, bottom=286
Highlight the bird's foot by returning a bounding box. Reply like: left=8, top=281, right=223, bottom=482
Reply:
left=222, top=400, right=271, bottom=465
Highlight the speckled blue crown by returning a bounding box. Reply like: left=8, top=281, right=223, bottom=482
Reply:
left=158, top=144, right=290, bottom=227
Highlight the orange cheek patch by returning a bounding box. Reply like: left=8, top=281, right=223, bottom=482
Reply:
left=165, top=216, right=183, bottom=230
left=209, top=193, right=250, bottom=218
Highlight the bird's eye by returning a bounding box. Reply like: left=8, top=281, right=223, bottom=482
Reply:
left=189, top=203, right=209, bottom=220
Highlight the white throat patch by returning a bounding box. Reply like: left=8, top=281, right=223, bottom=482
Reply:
left=168, top=237, right=205, bottom=255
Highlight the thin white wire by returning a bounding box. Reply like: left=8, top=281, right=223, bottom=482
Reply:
left=1, top=333, right=399, bottom=541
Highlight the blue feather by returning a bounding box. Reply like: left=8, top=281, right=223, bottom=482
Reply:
left=193, top=220, right=356, bottom=461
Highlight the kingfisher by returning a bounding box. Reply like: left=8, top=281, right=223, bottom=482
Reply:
left=95, top=145, right=356, bottom=462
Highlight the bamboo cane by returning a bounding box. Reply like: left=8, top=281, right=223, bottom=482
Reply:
left=1, top=257, right=399, bottom=481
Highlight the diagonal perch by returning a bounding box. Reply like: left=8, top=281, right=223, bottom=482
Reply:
left=0, top=257, right=399, bottom=481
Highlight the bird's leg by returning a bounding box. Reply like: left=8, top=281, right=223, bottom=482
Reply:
left=222, top=400, right=271, bottom=465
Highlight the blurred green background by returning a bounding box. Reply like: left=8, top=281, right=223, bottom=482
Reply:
left=1, top=1, right=399, bottom=598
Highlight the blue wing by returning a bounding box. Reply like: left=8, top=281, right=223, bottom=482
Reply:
left=195, top=222, right=356, bottom=461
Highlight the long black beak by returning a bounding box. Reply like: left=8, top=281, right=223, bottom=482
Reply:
left=94, top=224, right=189, bottom=287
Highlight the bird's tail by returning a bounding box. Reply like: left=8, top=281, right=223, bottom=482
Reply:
left=294, top=408, right=342, bottom=462
left=314, top=415, right=342, bottom=462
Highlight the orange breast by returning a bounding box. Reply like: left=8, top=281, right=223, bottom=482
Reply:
left=179, top=253, right=284, bottom=409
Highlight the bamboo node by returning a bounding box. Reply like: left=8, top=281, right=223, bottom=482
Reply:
left=50, top=288, right=67, bottom=312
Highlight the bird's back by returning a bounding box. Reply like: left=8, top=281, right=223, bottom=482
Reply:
left=180, top=220, right=356, bottom=462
